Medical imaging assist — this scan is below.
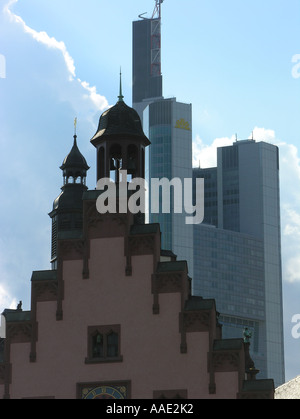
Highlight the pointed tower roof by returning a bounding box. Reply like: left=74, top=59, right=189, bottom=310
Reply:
left=90, top=74, right=150, bottom=146
left=61, top=134, right=90, bottom=178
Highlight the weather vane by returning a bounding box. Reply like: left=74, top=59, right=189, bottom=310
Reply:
left=74, top=117, right=77, bottom=136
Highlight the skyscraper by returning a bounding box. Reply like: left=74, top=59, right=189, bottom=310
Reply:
left=132, top=1, right=194, bottom=275
left=144, top=98, right=193, bottom=276
left=132, top=14, right=163, bottom=120
left=193, top=139, right=285, bottom=386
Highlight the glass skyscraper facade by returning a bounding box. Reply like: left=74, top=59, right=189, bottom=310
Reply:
left=193, top=140, right=285, bottom=386
left=144, top=98, right=193, bottom=277
left=133, top=13, right=193, bottom=277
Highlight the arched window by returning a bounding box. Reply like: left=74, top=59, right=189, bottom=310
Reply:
left=127, top=144, right=138, bottom=178
left=110, top=144, right=122, bottom=182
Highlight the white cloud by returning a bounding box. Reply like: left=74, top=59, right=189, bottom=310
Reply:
left=3, top=0, right=109, bottom=111
left=4, top=0, right=75, bottom=78
left=0, top=284, right=17, bottom=311
left=0, top=239, right=19, bottom=312
left=249, top=126, right=276, bottom=143
left=273, top=137, right=300, bottom=283
left=0, top=281, right=17, bottom=337
left=282, top=203, right=300, bottom=283
left=285, top=257, right=300, bottom=283
left=193, top=134, right=234, bottom=168
left=283, top=207, right=300, bottom=236
left=0, top=241, right=18, bottom=312
left=79, top=79, right=109, bottom=112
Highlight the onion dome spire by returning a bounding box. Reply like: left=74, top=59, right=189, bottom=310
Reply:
left=60, top=120, right=90, bottom=185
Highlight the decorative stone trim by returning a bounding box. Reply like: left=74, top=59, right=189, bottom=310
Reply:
left=129, top=235, right=155, bottom=256
left=32, top=280, right=58, bottom=303
left=6, top=322, right=32, bottom=344
left=211, top=350, right=241, bottom=372
left=152, top=268, right=189, bottom=316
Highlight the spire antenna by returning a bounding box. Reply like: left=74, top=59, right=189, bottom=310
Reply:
left=152, top=0, right=164, bottom=19
left=118, top=68, right=124, bottom=102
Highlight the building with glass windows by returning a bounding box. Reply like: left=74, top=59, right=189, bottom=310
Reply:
left=133, top=11, right=193, bottom=276
left=143, top=98, right=193, bottom=277
left=193, top=139, right=285, bottom=386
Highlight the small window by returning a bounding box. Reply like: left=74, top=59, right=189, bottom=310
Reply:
left=107, top=332, right=119, bottom=357
left=86, top=325, right=122, bottom=364
left=92, top=333, right=104, bottom=358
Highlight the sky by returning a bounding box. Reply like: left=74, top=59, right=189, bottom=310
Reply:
left=0, top=0, right=300, bottom=384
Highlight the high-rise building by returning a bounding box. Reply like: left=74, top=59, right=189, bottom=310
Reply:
left=132, top=18, right=163, bottom=120
left=144, top=98, right=193, bottom=277
left=132, top=1, right=163, bottom=121
left=132, top=2, right=194, bottom=276
left=193, top=139, right=285, bottom=386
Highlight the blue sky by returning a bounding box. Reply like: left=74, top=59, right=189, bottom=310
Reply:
left=0, top=0, right=300, bottom=384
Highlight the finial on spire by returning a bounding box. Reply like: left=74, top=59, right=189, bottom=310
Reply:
left=74, top=117, right=77, bottom=135
left=118, top=68, right=124, bottom=102
left=73, top=117, right=78, bottom=145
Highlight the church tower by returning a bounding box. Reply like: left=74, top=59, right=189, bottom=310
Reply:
left=49, top=132, right=89, bottom=269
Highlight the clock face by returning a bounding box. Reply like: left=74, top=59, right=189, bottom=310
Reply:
left=83, top=385, right=126, bottom=399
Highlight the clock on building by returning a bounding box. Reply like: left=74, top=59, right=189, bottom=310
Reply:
left=78, top=382, right=129, bottom=399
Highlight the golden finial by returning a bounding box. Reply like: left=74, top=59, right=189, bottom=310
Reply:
left=74, top=117, right=77, bottom=136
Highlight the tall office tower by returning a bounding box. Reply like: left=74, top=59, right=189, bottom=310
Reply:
left=132, top=1, right=163, bottom=121
left=132, top=1, right=194, bottom=276
left=144, top=98, right=193, bottom=276
left=193, top=139, right=285, bottom=386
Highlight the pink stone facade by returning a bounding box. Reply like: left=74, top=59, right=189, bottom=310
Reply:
left=0, top=204, right=274, bottom=399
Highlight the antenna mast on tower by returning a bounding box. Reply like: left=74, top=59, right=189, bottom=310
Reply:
left=152, top=0, right=164, bottom=19
left=150, top=0, right=164, bottom=77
